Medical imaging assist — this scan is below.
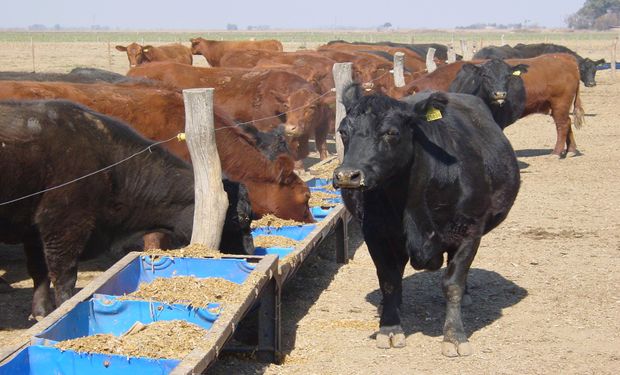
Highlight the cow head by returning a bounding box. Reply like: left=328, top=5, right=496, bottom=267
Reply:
left=190, top=38, right=208, bottom=55
left=244, top=154, right=313, bottom=223
left=219, top=180, right=256, bottom=255
left=450, top=59, right=528, bottom=129
left=115, top=43, right=154, bottom=68
left=452, top=59, right=528, bottom=107
left=580, top=58, right=605, bottom=87
left=334, top=84, right=448, bottom=190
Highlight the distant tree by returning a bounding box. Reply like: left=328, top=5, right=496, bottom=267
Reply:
left=28, top=24, right=47, bottom=31
left=567, top=0, right=620, bottom=29
left=226, top=23, right=238, bottom=31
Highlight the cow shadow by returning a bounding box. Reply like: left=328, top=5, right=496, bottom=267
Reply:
left=515, top=149, right=553, bottom=158
left=365, top=268, right=527, bottom=338
left=210, top=219, right=364, bottom=374
left=517, top=160, right=530, bottom=170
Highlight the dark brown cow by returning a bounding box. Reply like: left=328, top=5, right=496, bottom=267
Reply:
left=190, top=37, right=283, bottom=67
left=115, top=43, right=193, bottom=68
left=318, top=41, right=430, bottom=73
left=127, top=62, right=330, bottom=164
left=0, top=80, right=313, bottom=222
left=401, top=54, right=585, bottom=156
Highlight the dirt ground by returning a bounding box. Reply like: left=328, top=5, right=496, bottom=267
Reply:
left=0, top=41, right=619, bottom=374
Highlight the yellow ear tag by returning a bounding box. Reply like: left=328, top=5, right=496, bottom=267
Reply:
left=512, top=70, right=521, bottom=76
left=176, top=133, right=186, bottom=141
left=426, top=107, right=443, bottom=122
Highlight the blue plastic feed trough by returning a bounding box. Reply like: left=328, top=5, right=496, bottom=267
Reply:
left=251, top=224, right=316, bottom=241
left=32, top=297, right=219, bottom=346
left=95, top=256, right=254, bottom=297
left=254, top=246, right=295, bottom=257
left=597, top=62, right=620, bottom=70
left=0, top=345, right=179, bottom=375
left=307, top=178, right=333, bottom=188
left=311, top=206, right=335, bottom=220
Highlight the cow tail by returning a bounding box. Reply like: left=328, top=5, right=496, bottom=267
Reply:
left=573, top=84, right=585, bottom=129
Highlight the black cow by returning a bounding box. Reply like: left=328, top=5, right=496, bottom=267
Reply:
left=473, top=45, right=524, bottom=60
left=326, top=40, right=461, bottom=61
left=513, top=43, right=605, bottom=87
left=449, top=59, right=529, bottom=128
left=0, top=67, right=157, bottom=85
left=238, top=123, right=291, bottom=161
left=0, top=99, right=253, bottom=319
left=333, top=85, right=520, bottom=356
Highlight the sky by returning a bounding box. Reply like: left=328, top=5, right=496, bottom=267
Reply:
left=0, top=0, right=586, bottom=30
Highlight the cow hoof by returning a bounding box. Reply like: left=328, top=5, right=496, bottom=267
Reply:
left=376, top=325, right=406, bottom=349
left=461, top=293, right=473, bottom=307
left=376, top=332, right=391, bottom=349
left=391, top=332, right=407, bottom=348
left=28, top=314, right=45, bottom=322
left=566, top=150, right=582, bottom=158
left=441, top=341, right=473, bottom=357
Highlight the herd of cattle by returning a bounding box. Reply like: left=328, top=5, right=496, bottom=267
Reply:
left=0, top=36, right=604, bottom=357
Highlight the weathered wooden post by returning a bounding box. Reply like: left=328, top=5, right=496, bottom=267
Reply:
left=501, top=34, right=505, bottom=45
left=332, top=62, right=353, bottom=163
left=460, top=39, right=470, bottom=60
left=426, top=47, right=437, bottom=73
left=30, top=37, right=35, bottom=73
left=182, top=88, right=229, bottom=248
left=392, top=52, right=406, bottom=87
left=447, top=44, right=457, bottom=63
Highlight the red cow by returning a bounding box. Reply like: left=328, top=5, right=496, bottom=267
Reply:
left=190, top=37, right=283, bottom=67
left=0, top=80, right=313, bottom=222
left=115, top=43, right=193, bottom=68
left=127, top=62, right=330, bottom=165
left=401, top=54, right=585, bottom=157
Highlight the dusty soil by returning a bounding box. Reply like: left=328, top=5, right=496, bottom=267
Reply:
left=1, top=41, right=619, bottom=374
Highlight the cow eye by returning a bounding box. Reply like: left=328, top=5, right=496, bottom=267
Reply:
left=386, top=129, right=400, bottom=137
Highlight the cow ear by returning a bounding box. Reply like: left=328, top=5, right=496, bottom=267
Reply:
left=511, top=64, right=529, bottom=74
left=273, top=154, right=296, bottom=184
left=595, top=59, right=606, bottom=65
left=461, top=63, right=480, bottom=74
left=115, top=45, right=127, bottom=52
left=342, top=83, right=362, bottom=113
left=413, top=92, right=449, bottom=119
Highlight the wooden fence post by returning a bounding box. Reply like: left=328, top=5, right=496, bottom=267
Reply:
left=332, top=63, right=353, bottom=162
left=501, top=34, right=505, bottom=45
left=392, top=52, right=405, bottom=87
left=182, top=88, right=229, bottom=248
left=30, top=37, right=35, bottom=73
left=426, top=47, right=437, bottom=73
left=460, top=39, right=470, bottom=60
left=447, top=44, right=456, bottom=63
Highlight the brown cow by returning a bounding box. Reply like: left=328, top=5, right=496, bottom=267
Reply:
left=127, top=62, right=330, bottom=165
left=115, top=43, right=193, bottom=68
left=402, top=54, right=585, bottom=157
left=318, top=41, right=430, bottom=73
left=190, top=37, right=283, bottom=67
left=0, top=80, right=313, bottom=222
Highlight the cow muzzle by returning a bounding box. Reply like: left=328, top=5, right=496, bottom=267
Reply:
left=491, top=91, right=507, bottom=106
left=333, top=167, right=365, bottom=188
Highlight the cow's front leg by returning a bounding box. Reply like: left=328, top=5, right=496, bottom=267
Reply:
left=23, top=233, right=53, bottom=320
left=364, top=229, right=408, bottom=349
left=441, top=237, right=480, bottom=357
left=36, top=206, right=94, bottom=310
